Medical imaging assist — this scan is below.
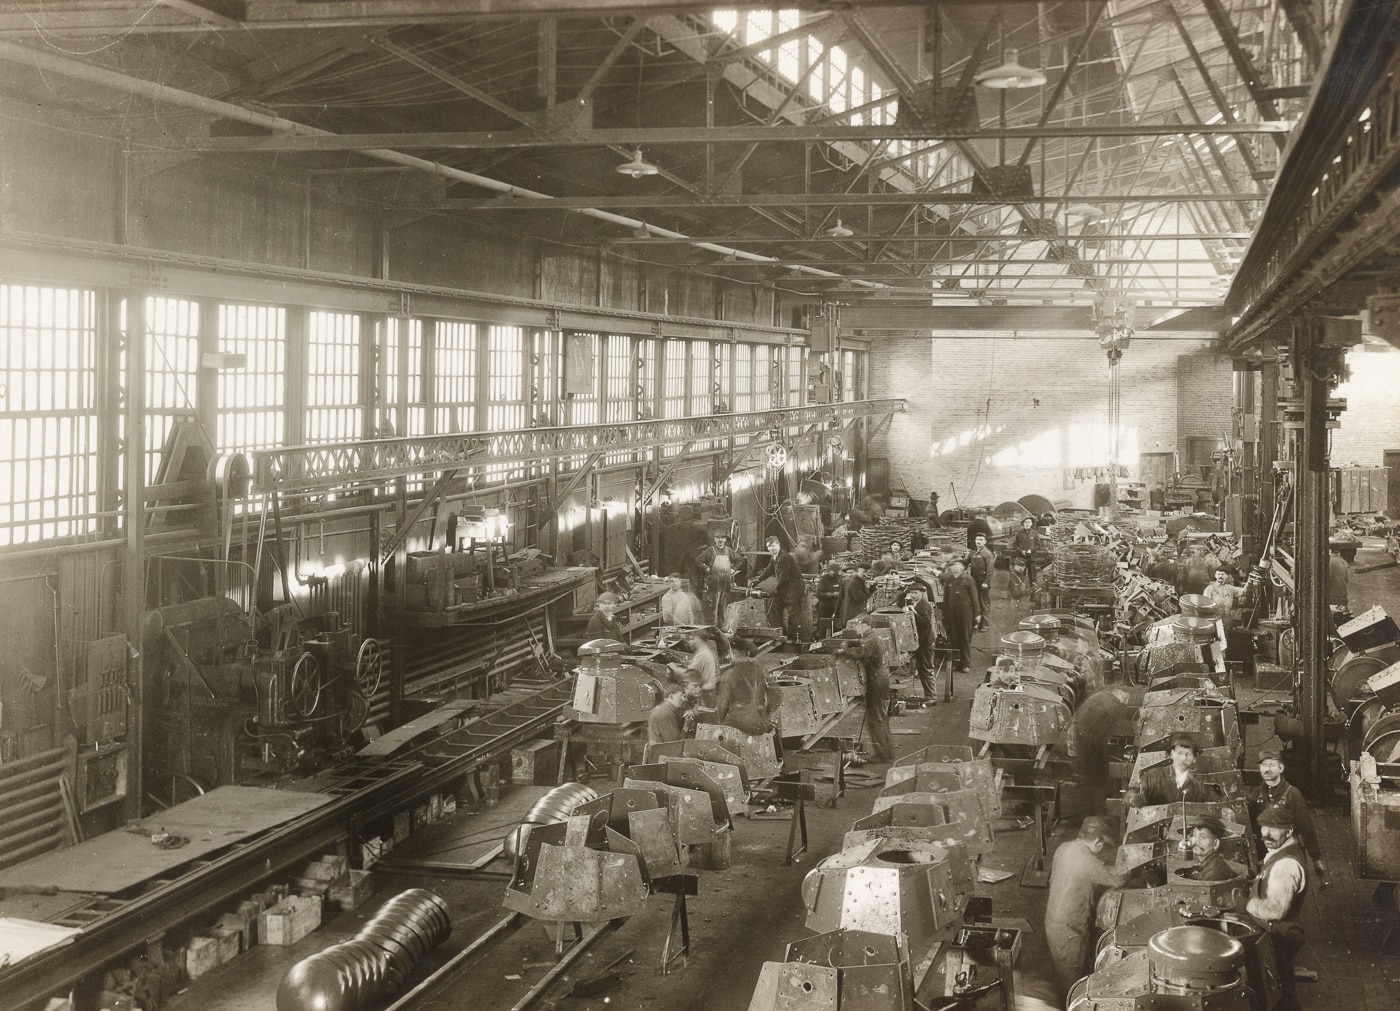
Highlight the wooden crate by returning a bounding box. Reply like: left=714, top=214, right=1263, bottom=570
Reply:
left=327, top=869, right=377, bottom=912
left=511, top=738, right=560, bottom=785
left=261, top=895, right=322, bottom=946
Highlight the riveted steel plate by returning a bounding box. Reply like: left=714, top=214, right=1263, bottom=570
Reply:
left=696, top=724, right=783, bottom=779
left=747, top=961, right=839, bottom=1011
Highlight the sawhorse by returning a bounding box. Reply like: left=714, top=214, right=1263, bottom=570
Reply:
left=653, top=873, right=699, bottom=974
left=771, top=773, right=818, bottom=864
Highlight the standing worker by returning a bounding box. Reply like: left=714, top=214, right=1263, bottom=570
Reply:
left=968, top=532, right=995, bottom=629
left=842, top=623, right=894, bottom=764
left=749, top=535, right=805, bottom=641
left=1246, top=807, right=1310, bottom=1011
left=814, top=560, right=842, bottom=639
left=1012, top=516, right=1040, bottom=590
left=1328, top=542, right=1350, bottom=628
left=1069, top=687, right=1133, bottom=815
left=1044, top=816, right=1129, bottom=998
left=1249, top=747, right=1328, bottom=885
left=837, top=560, right=871, bottom=629
left=696, top=530, right=742, bottom=624
left=940, top=559, right=981, bottom=674
left=906, top=584, right=938, bottom=707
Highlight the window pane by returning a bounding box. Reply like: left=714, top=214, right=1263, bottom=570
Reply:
left=0, top=284, right=98, bottom=545
left=306, top=310, right=362, bottom=444
left=434, top=320, right=476, bottom=434
left=217, top=303, right=286, bottom=455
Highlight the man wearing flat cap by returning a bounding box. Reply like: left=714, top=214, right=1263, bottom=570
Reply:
left=1247, top=806, right=1310, bottom=1011
left=1181, top=816, right=1236, bottom=882
left=1126, top=732, right=1215, bottom=808
left=1250, top=746, right=1327, bottom=886
left=1044, top=816, right=1129, bottom=998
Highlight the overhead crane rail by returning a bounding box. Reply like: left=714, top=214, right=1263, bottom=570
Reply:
left=251, top=399, right=905, bottom=494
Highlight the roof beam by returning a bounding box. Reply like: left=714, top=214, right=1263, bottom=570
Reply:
left=187, top=121, right=1295, bottom=153
left=434, top=193, right=1268, bottom=210
left=1198, top=0, right=1288, bottom=152
left=1164, top=5, right=1268, bottom=188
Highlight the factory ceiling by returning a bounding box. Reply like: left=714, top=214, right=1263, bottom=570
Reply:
left=0, top=1, right=1348, bottom=321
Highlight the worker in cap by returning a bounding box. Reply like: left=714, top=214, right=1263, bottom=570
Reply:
left=1181, top=815, right=1236, bottom=882
left=1249, top=746, right=1327, bottom=886
left=1044, top=816, right=1129, bottom=998
left=1127, top=732, right=1214, bottom=808
left=647, top=674, right=693, bottom=746
left=585, top=594, right=623, bottom=639
left=1247, top=805, right=1309, bottom=1011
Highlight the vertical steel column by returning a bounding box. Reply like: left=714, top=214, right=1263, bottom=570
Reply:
left=1233, top=360, right=1257, bottom=559
left=1293, top=322, right=1330, bottom=795
left=1258, top=348, right=1279, bottom=558
left=122, top=292, right=147, bottom=819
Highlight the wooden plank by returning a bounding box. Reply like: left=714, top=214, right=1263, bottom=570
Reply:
left=0, top=786, right=334, bottom=894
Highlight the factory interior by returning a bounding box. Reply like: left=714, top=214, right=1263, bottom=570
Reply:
left=4, top=2, right=1400, bottom=1010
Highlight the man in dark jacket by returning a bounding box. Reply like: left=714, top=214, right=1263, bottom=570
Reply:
left=1012, top=516, right=1040, bottom=588
left=837, top=561, right=871, bottom=629
left=940, top=559, right=980, bottom=674
left=1182, top=816, right=1237, bottom=882
left=1069, top=687, right=1133, bottom=814
left=1249, top=747, right=1327, bottom=884
left=906, top=583, right=938, bottom=706
left=814, top=560, right=842, bottom=639
left=1247, top=807, right=1310, bottom=1011
left=749, top=535, right=805, bottom=640
left=1126, top=733, right=1215, bottom=807
left=968, top=533, right=995, bottom=629
left=841, top=624, right=893, bottom=763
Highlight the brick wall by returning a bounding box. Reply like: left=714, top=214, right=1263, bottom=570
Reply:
left=1177, top=352, right=1234, bottom=441
left=1332, top=344, right=1400, bottom=466
left=867, top=332, right=1225, bottom=510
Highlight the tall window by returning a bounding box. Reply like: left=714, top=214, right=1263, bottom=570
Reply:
left=486, top=324, right=526, bottom=432
left=306, top=310, right=361, bottom=444
left=381, top=316, right=424, bottom=438
left=143, top=296, right=200, bottom=483
left=733, top=344, right=753, bottom=414
left=605, top=334, right=634, bottom=465
left=217, top=303, right=286, bottom=453
left=753, top=345, right=773, bottom=411
left=661, top=339, right=687, bottom=420
left=842, top=349, right=858, bottom=401
left=433, top=320, right=476, bottom=435
left=688, top=341, right=711, bottom=418
left=0, top=284, right=98, bottom=546
left=531, top=329, right=559, bottom=428
left=787, top=346, right=803, bottom=406
left=487, top=324, right=526, bottom=479
left=661, top=339, right=688, bottom=457
left=567, top=332, right=600, bottom=427
left=714, top=344, right=731, bottom=413
left=636, top=337, right=658, bottom=420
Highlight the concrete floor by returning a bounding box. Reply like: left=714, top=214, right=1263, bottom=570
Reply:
left=163, top=537, right=1400, bottom=1011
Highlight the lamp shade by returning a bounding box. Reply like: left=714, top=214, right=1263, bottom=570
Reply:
left=974, top=50, right=1047, bottom=89
left=617, top=148, right=659, bottom=178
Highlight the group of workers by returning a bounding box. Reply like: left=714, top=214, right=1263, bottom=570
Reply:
left=1047, top=730, right=1325, bottom=1010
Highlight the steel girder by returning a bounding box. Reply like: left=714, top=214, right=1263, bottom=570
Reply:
left=250, top=399, right=904, bottom=494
